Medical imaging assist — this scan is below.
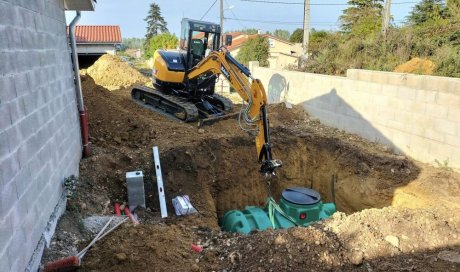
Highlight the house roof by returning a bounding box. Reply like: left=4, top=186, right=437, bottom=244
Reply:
left=67, top=25, right=122, bottom=43
left=227, top=34, right=257, bottom=51
left=227, top=33, right=292, bottom=51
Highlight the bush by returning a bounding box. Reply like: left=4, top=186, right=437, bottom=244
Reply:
left=236, top=36, right=270, bottom=67
left=145, top=33, right=178, bottom=59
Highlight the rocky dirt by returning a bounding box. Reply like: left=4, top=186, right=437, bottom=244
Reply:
left=40, top=57, right=460, bottom=271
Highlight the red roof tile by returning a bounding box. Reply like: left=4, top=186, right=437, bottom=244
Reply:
left=227, top=34, right=257, bottom=51
left=67, top=25, right=122, bottom=43
left=227, top=34, right=292, bottom=51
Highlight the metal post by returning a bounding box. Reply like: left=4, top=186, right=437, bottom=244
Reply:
left=382, top=0, right=391, bottom=36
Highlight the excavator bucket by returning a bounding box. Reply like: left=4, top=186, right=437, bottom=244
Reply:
left=198, top=111, right=239, bottom=127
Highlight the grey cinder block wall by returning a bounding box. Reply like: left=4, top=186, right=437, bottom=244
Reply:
left=0, top=0, right=82, bottom=271
left=249, top=62, right=460, bottom=171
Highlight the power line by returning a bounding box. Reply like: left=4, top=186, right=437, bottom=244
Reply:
left=223, top=17, right=339, bottom=26
left=225, top=0, right=248, bottom=28
left=223, top=16, right=405, bottom=26
left=239, top=0, right=417, bottom=5
left=201, top=0, right=218, bottom=20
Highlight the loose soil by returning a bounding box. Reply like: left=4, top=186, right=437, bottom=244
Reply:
left=41, top=61, right=460, bottom=271
left=86, top=54, right=150, bottom=91
left=394, top=57, right=436, bottom=75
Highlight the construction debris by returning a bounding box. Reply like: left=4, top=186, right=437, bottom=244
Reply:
left=172, top=195, right=198, bottom=216
left=126, top=171, right=146, bottom=212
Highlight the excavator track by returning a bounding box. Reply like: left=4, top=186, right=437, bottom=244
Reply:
left=211, top=93, right=233, bottom=111
left=131, top=85, right=199, bottom=122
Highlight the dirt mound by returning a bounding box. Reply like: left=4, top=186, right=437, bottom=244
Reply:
left=86, top=54, right=150, bottom=90
left=394, top=57, right=436, bottom=75
left=82, top=207, right=460, bottom=272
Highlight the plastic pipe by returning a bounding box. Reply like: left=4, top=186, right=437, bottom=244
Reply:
left=69, top=11, right=91, bottom=157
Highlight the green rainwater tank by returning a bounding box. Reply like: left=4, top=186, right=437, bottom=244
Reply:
left=222, top=187, right=336, bottom=234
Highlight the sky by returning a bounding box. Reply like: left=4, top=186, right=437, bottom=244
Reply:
left=65, top=0, right=419, bottom=39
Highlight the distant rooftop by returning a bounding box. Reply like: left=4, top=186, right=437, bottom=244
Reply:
left=67, top=25, right=122, bottom=43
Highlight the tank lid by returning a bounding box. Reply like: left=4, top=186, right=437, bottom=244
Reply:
left=282, top=187, right=321, bottom=205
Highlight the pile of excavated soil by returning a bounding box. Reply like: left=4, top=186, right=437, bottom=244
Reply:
left=86, top=54, right=150, bottom=90
left=41, top=76, right=460, bottom=271
left=82, top=207, right=459, bottom=272
left=394, top=57, right=436, bottom=75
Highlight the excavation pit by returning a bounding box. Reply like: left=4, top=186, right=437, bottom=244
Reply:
left=153, top=129, right=420, bottom=230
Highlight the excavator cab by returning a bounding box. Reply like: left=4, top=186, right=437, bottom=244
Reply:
left=180, top=18, right=222, bottom=69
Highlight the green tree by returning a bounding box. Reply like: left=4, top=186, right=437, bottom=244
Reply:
left=340, top=0, right=384, bottom=36
left=145, top=33, right=178, bottom=58
left=407, top=0, right=448, bottom=25
left=122, top=38, right=145, bottom=49
left=447, top=0, right=460, bottom=19
left=289, top=28, right=303, bottom=43
left=144, top=3, right=168, bottom=41
left=273, top=29, right=290, bottom=41
left=241, top=28, right=259, bottom=34
left=236, top=36, right=270, bottom=66
left=227, top=28, right=259, bottom=34
left=309, top=29, right=330, bottom=53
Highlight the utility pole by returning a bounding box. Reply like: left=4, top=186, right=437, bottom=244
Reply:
left=301, top=0, right=310, bottom=63
left=382, top=0, right=391, bottom=36
left=220, top=0, right=224, bottom=45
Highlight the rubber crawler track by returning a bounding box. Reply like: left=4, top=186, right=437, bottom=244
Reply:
left=131, top=86, right=199, bottom=122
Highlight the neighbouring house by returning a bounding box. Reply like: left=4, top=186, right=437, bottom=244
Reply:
left=66, top=25, right=122, bottom=67
left=68, top=25, right=122, bottom=55
left=215, top=33, right=302, bottom=93
left=0, top=0, right=95, bottom=271
left=125, top=48, right=142, bottom=59
left=227, top=33, right=302, bottom=69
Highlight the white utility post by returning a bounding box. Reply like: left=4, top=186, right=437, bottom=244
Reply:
left=302, top=0, right=310, bottom=58
left=382, top=0, right=392, bottom=36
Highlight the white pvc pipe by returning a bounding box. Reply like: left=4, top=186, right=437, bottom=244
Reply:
left=69, top=11, right=84, bottom=112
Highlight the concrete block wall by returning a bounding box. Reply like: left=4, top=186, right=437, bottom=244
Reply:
left=347, top=69, right=460, bottom=94
left=249, top=62, right=460, bottom=170
left=0, top=0, right=82, bottom=271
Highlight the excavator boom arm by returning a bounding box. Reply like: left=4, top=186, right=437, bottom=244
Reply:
left=187, top=50, right=282, bottom=175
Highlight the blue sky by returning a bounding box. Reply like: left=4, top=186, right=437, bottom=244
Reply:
left=65, top=0, right=418, bottom=38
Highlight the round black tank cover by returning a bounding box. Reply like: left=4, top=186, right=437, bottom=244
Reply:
left=282, top=187, right=321, bottom=205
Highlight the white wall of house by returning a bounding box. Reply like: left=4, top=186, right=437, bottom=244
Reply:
left=76, top=43, right=116, bottom=55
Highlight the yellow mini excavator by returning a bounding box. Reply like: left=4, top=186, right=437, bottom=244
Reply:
left=132, top=18, right=281, bottom=175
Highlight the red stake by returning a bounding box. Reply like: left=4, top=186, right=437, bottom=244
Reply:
left=114, top=203, right=121, bottom=216
left=124, top=206, right=139, bottom=225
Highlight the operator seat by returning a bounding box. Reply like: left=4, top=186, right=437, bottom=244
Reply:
left=190, top=39, right=205, bottom=66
